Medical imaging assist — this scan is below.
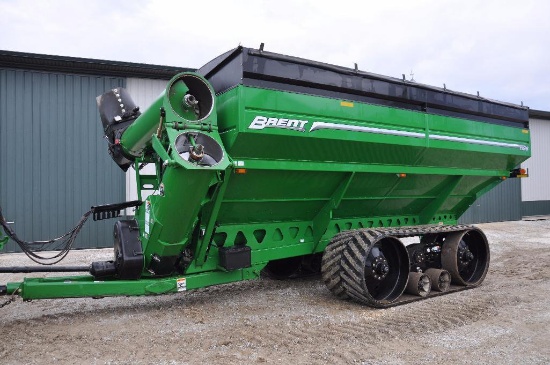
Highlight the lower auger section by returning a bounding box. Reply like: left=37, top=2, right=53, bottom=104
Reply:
left=321, top=225, right=490, bottom=308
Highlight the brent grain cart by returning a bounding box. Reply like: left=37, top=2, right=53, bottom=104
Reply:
left=0, top=46, right=530, bottom=307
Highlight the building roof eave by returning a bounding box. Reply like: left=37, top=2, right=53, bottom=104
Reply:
left=529, top=109, right=550, bottom=121
left=0, top=50, right=194, bottom=79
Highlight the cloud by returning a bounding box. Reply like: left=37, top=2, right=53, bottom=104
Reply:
left=0, top=0, right=549, bottom=109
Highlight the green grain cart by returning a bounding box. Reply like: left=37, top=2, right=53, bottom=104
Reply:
left=0, top=46, right=530, bottom=307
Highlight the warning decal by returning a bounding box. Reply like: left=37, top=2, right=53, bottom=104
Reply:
left=177, top=278, right=187, bottom=292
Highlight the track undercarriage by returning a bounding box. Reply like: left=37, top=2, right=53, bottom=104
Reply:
left=322, top=225, right=490, bottom=307
left=264, top=225, right=490, bottom=308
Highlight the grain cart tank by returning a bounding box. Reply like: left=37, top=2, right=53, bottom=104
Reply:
left=0, top=46, right=530, bottom=307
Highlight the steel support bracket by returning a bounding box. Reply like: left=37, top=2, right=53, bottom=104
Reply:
left=194, top=170, right=232, bottom=267
left=419, top=175, right=463, bottom=224
left=312, top=172, right=355, bottom=250
left=151, top=134, right=171, bottom=162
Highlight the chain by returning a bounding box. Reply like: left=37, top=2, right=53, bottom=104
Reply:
left=0, top=296, right=15, bottom=308
left=0, top=285, right=21, bottom=308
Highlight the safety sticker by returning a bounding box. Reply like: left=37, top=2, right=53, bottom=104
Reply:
left=177, top=278, right=187, bottom=292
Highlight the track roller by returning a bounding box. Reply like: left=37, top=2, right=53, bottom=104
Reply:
left=322, top=230, right=409, bottom=307
left=405, top=272, right=432, bottom=297
left=441, top=228, right=490, bottom=286
left=424, top=268, right=451, bottom=292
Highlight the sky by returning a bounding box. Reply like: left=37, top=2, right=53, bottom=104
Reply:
left=0, top=0, right=549, bottom=110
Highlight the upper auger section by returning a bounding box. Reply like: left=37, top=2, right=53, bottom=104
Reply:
left=97, top=72, right=217, bottom=170
left=165, top=73, right=215, bottom=123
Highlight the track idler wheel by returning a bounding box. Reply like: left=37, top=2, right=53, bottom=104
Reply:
left=425, top=268, right=451, bottom=292
left=441, top=228, right=490, bottom=286
left=322, top=231, right=409, bottom=307
left=405, top=272, right=432, bottom=297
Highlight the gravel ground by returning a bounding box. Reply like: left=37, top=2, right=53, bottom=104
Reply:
left=0, top=220, right=549, bottom=365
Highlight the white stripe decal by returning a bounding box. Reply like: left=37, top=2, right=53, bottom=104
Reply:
left=309, top=122, right=425, bottom=138
left=429, top=134, right=529, bottom=151
left=309, top=121, right=529, bottom=151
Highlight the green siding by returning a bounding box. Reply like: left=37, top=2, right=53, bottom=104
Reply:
left=459, top=178, right=522, bottom=224
left=0, top=69, right=126, bottom=252
left=522, top=200, right=550, bottom=217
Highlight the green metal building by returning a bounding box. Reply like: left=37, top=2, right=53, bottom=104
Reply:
left=0, top=51, right=189, bottom=252
left=0, top=50, right=548, bottom=252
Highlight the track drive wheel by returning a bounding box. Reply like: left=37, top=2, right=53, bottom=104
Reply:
left=441, top=228, right=490, bottom=286
left=323, top=230, right=409, bottom=307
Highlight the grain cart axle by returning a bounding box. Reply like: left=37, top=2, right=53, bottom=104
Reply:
left=0, top=46, right=530, bottom=307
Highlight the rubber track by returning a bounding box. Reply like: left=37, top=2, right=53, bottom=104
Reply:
left=322, top=224, right=477, bottom=308
left=321, top=230, right=357, bottom=299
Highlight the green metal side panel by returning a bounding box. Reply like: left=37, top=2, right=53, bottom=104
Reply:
left=211, top=86, right=529, bottom=238
left=0, top=69, right=126, bottom=252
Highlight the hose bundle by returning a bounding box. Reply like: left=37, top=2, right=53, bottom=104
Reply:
left=0, top=200, right=141, bottom=265
left=0, top=205, right=92, bottom=265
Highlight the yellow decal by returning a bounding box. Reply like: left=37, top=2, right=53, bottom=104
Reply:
left=340, top=101, right=354, bottom=108
left=522, top=129, right=529, bottom=134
